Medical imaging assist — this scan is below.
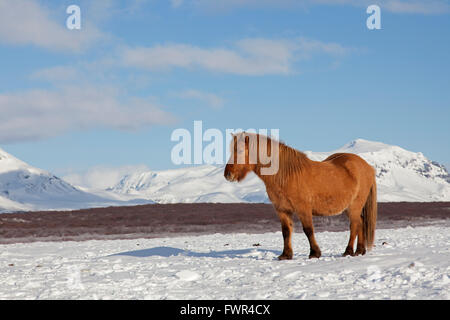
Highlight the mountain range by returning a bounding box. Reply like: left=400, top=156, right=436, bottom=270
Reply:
left=108, top=139, right=450, bottom=204
left=0, top=139, right=449, bottom=213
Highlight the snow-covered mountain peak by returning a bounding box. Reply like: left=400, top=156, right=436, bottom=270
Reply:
left=336, top=139, right=449, bottom=182
left=0, top=148, right=40, bottom=174
left=333, top=139, right=449, bottom=201
left=339, top=139, right=394, bottom=154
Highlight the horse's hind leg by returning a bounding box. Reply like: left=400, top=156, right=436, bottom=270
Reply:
left=355, top=225, right=366, bottom=256
left=343, top=218, right=358, bottom=256
left=277, top=210, right=294, bottom=260
left=355, top=211, right=366, bottom=256
left=344, top=204, right=365, bottom=257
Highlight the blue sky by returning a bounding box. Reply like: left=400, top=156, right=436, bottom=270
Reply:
left=0, top=0, right=449, bottom=178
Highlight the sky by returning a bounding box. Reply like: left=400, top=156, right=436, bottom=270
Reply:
left=0, top=0, right=449, bottom=183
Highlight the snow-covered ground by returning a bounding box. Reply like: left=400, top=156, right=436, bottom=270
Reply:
left=1, top=225, right=448, bottom=300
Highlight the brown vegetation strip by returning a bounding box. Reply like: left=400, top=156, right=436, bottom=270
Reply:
left=0, top=202, right=449, bottom=244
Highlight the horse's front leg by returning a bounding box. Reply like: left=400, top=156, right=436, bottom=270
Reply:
left=276, top=210, right=294, bottom=260
left=297, top=211, right=321, bottom=259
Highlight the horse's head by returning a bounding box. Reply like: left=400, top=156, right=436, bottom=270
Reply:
left=224, top=132, right=256, bottom=182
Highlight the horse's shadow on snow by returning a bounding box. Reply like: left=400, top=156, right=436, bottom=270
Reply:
left=113, top=246, right=280, bottom=260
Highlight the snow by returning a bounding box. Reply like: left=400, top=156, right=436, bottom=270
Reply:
left=1, top=225, right=448, bottom=300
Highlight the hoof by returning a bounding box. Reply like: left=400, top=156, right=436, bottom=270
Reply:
left=309, top=250, right=321, bottom=259
left=342, top=252, right=354, bottom=257
left=355, top=247, right=366, bottom=256
left=342, top=247, right=354, bottom=257
left=278, top=254, right=293, bottom=260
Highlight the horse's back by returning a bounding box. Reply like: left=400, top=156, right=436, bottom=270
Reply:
left=322, top=152, right=376, bottom=188
left=323, top=152, right=373, bottom=170
left=300, top=152, right=375, bottom=216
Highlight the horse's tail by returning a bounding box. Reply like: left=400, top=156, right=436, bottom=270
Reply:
left=362, top=180, right=377, bottom=250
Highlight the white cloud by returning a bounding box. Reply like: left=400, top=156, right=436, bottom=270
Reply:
left=0, top=0, right=105, bottom=52
left=0, top=86, right=176, bottom=143
left=171, top=0, right=184, bottom=9
left=62, top=164, right=150, bottom=190
left=120, top=37, right=352, bottom=75
left=316, top=0, right=450, bottom=14
left=190, top=0, right=450, bottom=14
left=177, top=89, right=224, bottom=109
left=29, top=66, right=82, bottom=83
left=379, top=0, right=450, bottom=14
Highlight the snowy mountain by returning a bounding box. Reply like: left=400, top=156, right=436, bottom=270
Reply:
left=108, top=165, right=268, bottom=204
left=109, top=139, right=450, bottom=203
left=1, top=139, right=449, bottom=213
left=0, top=148, right=151, bottom=213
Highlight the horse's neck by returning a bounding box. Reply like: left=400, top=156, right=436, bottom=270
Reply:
left=254, top=169, right=282, bottom=189
left=254, top=145, right=311, bottom=187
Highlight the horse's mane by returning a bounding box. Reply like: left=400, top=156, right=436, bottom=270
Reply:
left=237, top=132, right=311, bottom=182
left=277, top=140, right=312, bottom=179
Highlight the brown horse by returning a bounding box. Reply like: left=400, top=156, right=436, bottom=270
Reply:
left=224, top=132, right=377, bottom=259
